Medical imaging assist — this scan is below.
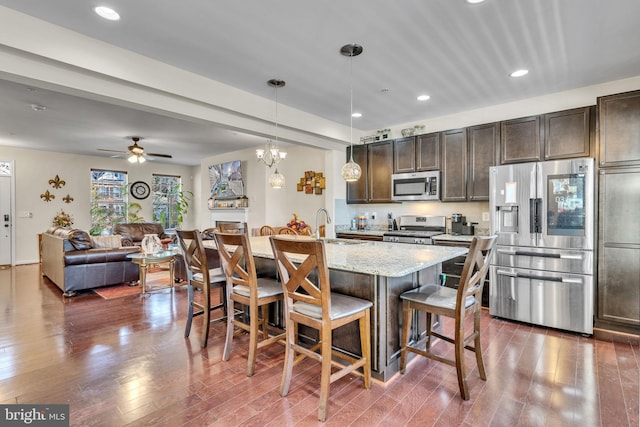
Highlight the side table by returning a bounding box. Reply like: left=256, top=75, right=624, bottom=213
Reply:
left=127, top=251, right=177, bottom=295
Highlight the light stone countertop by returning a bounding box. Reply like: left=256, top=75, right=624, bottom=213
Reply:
left=207, top=235, right=468, bottom=278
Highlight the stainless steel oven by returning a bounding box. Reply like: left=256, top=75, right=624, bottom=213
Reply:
left=382, top=215, right=445, bottom=245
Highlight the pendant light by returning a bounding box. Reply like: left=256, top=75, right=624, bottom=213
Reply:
left=340, top=43, right=363, bottom=182
left=257, top=79, right=287, bottom=188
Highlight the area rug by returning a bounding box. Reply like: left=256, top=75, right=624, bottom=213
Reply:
left=93, top=270, right=173, bottom=299
left=94, top=283, right=141, bottom=299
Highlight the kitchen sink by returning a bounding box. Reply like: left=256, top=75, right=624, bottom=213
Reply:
left=323, top=238, right=367, bottom=245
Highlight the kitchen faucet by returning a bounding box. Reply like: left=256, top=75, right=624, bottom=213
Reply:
left=315, top=208, right=332, bottom=239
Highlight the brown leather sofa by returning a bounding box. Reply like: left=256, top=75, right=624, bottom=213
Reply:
left=113, top=222, right=174, bottom=246
left=41, top=228, right=140, bottom=297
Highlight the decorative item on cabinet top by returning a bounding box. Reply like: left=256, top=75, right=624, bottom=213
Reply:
left=297, top=171, right=326, bottom=195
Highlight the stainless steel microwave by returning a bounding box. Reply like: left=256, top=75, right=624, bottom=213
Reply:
left=391, top=171, right=440, bottom=201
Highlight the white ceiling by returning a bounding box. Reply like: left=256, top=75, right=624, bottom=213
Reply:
left=1, top=0, right=639, bottom=165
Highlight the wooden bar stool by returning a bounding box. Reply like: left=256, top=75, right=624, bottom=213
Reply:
left=270, top=236, right=372, bottom=421
left=259, top=225, right=276, bottom=236
left=214, top=231, right=285, bottom=376
left=399, top=235, right=497, bottom=400
left=176, top=229, right=227, bottom=348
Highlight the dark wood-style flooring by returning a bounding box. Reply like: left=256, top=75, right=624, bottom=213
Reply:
left=0, top=264, right=638, bottom=426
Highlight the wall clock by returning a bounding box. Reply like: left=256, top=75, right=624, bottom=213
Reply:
left=131, top=181, right=150, bottom=199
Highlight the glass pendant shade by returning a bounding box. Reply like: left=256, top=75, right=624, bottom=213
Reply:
left=341, top=157, right=362, bottom=182
left=269, top=169, right=285, bottom=189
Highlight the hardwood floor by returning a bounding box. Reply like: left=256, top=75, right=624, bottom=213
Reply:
left=0, top=264, right=638, bottom=426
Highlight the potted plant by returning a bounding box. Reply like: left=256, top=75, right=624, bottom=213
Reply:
left=174, top=188, right=193, bottom=229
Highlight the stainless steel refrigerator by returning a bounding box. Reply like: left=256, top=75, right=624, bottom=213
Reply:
left=489, top=158, right=595, bottom=334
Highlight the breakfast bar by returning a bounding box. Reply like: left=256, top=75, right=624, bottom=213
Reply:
left=241, top=235, right=469, bottom=382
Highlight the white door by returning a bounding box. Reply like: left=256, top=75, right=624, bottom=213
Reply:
left=0, top=161, right=13, bottom=266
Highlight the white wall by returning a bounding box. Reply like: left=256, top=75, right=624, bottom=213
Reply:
left=198, top=144, right=329, bottom=234
left=2, top=146, right=194, bottom=264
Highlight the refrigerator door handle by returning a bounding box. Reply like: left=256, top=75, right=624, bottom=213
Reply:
left=529, top=198, right=542, bottom=234
left=559, top=254, right=584, bottom=260
left=496, top=269, right=517, bottom=277
left=517, top=273, right=562, bottom=282
left=497, top=249, right=584, bottom=261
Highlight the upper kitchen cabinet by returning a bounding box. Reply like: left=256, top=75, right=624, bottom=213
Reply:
left=393, top=136, right=416, bottom=173
left=392, top=133, right=440, bottom=173
left=467, top=122, right=499, bottom=201
left=544, top=106, right=594, bottom=160
left=500, top=115, right=542, bottom=164
left=346, top=140, right=393, bottom=204
left=416, top=133, right=440, bottom=171
left=441, top=128, right=468, bottom=202
left=598, top=90, right=640, bottom=168
left=368, top=140, right=394, bottom=202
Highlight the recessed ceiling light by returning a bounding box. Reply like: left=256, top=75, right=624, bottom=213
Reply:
left=94, top=6, right=120, bottom=21
left=510, top=69, right=529, bottom=77
left=417, top=94, right=431, bottom=101
left=31, top=104, right=47, bottom=112
left=466, top=0, right=486, bottom=4
left=352, top=112, right=362, bottom=118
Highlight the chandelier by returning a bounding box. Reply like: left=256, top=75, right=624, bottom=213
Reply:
left=340, top=44, right=363, bottom=182
left=257, top=79, right=287, bottom=188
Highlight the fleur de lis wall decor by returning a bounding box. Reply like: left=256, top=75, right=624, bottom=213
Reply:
left=63, top=194, right=74, bottom=204
left=40, top=190, right=55, bottom=202
left=48, top=175, right=66, bottom=189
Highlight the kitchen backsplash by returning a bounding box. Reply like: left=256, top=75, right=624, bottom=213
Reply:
left=334, top=199, right=490, bottom=235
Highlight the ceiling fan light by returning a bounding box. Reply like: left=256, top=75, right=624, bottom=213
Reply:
left=128, top=154, right=138, bottom=163
left=138, top=156, right=146, bottom=163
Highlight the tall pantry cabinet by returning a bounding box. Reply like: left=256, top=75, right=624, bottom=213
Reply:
left=596, top=90, right=640, bottom=335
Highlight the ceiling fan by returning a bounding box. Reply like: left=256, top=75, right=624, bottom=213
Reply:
left=98, top=136, right=173, bottom=163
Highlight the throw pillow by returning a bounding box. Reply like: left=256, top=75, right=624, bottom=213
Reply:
left=91, top=235, right=122, bottom=249
left=67, top=229, right=93, bottom=250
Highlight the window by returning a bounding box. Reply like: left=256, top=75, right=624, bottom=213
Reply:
left=90, top=169, right=127, bottom=235
left=152, top=174, right=181, bottom=229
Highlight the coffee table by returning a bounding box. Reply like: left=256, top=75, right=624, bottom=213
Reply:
left=127, top=251, right=177, bottom=294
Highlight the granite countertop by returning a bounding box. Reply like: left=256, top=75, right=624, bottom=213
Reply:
left=206, top=235, right=468, bottom=278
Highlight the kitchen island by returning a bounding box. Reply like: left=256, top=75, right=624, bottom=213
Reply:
left=244, top=235, right=469, bottom=381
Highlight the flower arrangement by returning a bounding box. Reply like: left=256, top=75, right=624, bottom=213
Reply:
left=286, top=212, right=310, bottom=234
left=52, top=209, right=74, bottom=228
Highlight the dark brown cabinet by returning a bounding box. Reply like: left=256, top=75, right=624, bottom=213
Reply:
left=500, top=115, right=542, bottom=164
left=346, top=141, right=393, bottom=204
left=393, top=133, right=440, bottom=173
left=597, top=167, right=640, bottom=335
left=595, top=89, right=640, bottom=335
left=393, top=136, right=416, bottom=173
left=368, top=140, right=394, bottom=203
left=441, top=128, right=467, bottom=202
left=598, top=90, right=640, bottom=168
left=467, top=122, right=499, bottom=201
left=544, top=106, right=593, bottom=160
left=416, top=133, right=440, bottom=171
